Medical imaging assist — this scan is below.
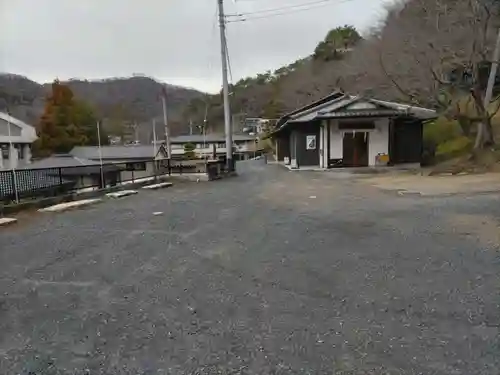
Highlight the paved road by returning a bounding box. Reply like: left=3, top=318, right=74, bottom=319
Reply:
left=0, top=160, right=499, bottom=374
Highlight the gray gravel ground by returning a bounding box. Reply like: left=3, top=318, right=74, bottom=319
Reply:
left=0, top=159, right=499, bottom=374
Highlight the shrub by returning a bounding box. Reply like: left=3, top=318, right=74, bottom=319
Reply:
left=423, top=118, right=463, bottom=146
left=183, top=142, right=195, bottom=159
left=436, top=136, right=472, bottom=161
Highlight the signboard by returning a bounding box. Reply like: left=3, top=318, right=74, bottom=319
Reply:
left=306, top=135, right=317, bottom=150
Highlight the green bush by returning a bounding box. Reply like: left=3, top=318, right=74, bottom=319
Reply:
left=183, top=142, right=196, bottom=159
left=423, top=118, right=463, bottom=146
left=436, top=136, right=472, bottom=160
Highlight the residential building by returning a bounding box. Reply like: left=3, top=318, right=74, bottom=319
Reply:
left=0, top=112, right=37, bottom=169
left=169, top=133, right=260, bottom=159
left=70, top=144, right=169, bottom=181
left=242, top=118, right=271, bottom=134
left=270, top=92, right=437, bottom=169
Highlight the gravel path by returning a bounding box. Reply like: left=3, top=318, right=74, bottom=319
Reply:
left=0, top=160, right=499, bottom=374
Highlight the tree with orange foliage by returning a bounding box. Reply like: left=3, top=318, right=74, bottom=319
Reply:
left=32, top=80, right=107, bottom=157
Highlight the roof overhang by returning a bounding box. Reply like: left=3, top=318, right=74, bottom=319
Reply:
left=268, top=95, right=437, bottom=138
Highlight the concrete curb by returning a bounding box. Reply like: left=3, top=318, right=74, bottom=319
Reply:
left=389, top=188, right=500, bottom=198
left=173, top=174, right=209, bottom=182
left=397, top=190, right=423, bottom=196
left=0, top=218, right=17, bottom=227
left=142, top=182, right=173, bottom=190
left=39, top=199, right=102, bottom=213
left=106, top=190, right=138, bottom=198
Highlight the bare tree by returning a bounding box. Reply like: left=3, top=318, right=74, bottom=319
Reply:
left=361, top=0, right=500, bottom=148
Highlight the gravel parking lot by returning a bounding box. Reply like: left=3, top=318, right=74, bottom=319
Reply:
left=0, top=160, right=499, bottom=374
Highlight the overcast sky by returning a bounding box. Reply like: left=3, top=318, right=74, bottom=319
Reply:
left=1, top=0, right=392, bottom=93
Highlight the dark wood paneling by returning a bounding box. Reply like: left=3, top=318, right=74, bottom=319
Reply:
left=342, top=132, right=369, bottom=167
left=294, top=122, right=320, bottom=167
left=276, top=136, right=290, bottom=161
left=338, top=121, right=375, bottom=130
left=390, top=118, right=423, bottom=164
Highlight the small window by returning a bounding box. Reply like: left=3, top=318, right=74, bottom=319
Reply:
left=125, top=162, right=147, bottom=171
left=1, top=144, right=9, bottom=160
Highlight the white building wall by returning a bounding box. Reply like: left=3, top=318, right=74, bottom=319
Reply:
left=327, top=118, right=390, bottom=167
left=172, top=140, right=255, bottom=157
left=329, top=121, right=343, bottom=159
left=368, top=119, right=389, bottom=166
left=0, top=143, right=31, bottom=169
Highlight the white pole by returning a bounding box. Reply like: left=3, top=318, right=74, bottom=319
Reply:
left=152, top=118, right=157, bottom=158
left=152, top=118, right=158, bottom=179
left=203, top=119, right=207, bottom=160
left=97, top=121, right=105, bottom=188
left=161, top=87, right=172, bottom=159
left=6, top=115, right=19, bottom=203
left=203, top=101, right=208, bottom=161
left=218, top=0, right=233, bottom=170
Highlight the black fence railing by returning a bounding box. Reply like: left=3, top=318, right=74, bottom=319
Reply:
left=0, top=158, right=212, bottom=204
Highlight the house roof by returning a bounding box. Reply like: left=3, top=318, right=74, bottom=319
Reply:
left=27, top=154, right=104, bottom=169
left=70, top=144, right=167, bottom=160
left=170, top=134, right=256, bottom=144
left=25, top=154, right=122, bottom=175
left=272, top=94, right=437, bottom=134
left=274, top=91, right=345, bottom=129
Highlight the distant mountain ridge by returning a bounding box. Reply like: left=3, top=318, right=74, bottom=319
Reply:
left=0, top=73, right=205, bottom=139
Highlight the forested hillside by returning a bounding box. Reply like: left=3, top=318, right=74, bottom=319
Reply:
left=0, top=74, right=204, bottom=140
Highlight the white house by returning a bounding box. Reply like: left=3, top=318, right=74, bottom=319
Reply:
left=271, top=93, right=437, bottom=169
left=0, top=112, right=37, bottom=169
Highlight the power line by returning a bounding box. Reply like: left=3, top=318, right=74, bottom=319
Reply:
left=227, top=0, right=336, bottom=17
left=227, top=0, right=351, bottom=23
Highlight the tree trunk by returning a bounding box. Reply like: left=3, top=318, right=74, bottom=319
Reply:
left=472, top=88, right=495, bottom=149
left=456, top=115, right=472, bottom=136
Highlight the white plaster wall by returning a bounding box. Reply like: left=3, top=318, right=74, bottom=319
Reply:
left=368, top=119, right=389, bottom=166
left=329, top=121, right=343, bottom=159
left=328, top=119, right=389, bottom=166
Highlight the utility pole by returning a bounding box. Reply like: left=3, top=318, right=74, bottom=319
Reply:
left=218, top=0, right=233, bottom=170
left=475, top=28, right=500, bottom=149
left=161, top=85, right=172, bottom=159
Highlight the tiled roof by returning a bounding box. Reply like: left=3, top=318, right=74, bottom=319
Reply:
left=71, top=145, right=166, bottom=160
left=272, top=94, right=437, bottom=134
left=25, top=154, right=122, bottom=175
left=27, top=154, right=103, bottom=169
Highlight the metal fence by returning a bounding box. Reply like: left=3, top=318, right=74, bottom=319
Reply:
left=0, top=158, right=219, bottom=204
